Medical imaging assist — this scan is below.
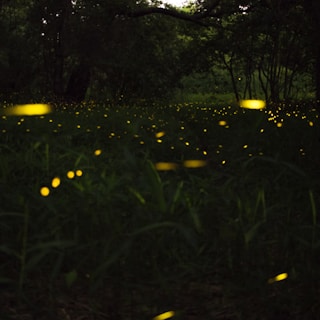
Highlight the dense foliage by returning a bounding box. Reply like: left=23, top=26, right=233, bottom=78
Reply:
left=0, top=0, right=319, bottom=103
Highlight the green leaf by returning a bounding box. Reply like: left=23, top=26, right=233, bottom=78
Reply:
left=169, top=181, right=184, bottom=214
left=0, top=245, right=20, bottom=259
left=129, top=221, right=179, bottom=236
left=145, top=160, right=166, bottom=213
left=129, top=187, right=146, bottom=205
left=25, top=241, right=75, bottom=270
left=244, top=221, right=264, bottom=247
left=65, top=269, right=78, bottom=288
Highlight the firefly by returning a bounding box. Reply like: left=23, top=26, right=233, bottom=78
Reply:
left=240, top=100, right=266, bottom=110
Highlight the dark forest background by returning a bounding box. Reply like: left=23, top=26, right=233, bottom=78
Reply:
left=1, top=0, right=320, bottom=105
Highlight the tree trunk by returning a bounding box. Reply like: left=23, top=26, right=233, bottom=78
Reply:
left=65, top=64, right=91, bottom=103
left=315, top=44, right=320, bottom=103
left=221, top=53, right=240, bottom=102
left=304, top=0, right=320, bottom=105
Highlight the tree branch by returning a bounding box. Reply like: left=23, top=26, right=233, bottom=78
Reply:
left=128, top=0, right=221, bottom=25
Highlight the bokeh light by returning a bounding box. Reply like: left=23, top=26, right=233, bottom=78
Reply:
left=155, top=131, right=165, bottom=138
left=94, top=149, right=102, bottom=156
left=183, top=160, right=207, bottom=168
left=67, top=171, right=75, bottom=179
left=153, top=311, right=175, bottom=320
left=3, top=103, right=52, bottom=116
left=51, top=177, right=61, bottom=188
left=268, top=272, right=288, bottom=284
left=218, top=120, right=227, bottom=126
left=240, top=100, right=266, bottom=109
left=155, top=162, right=178, bottom=171
left=40, top=186, right=50, bottom=197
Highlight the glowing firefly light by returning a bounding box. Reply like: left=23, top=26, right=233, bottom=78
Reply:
left=268, top=273, right=288, bottom=284
left=3, top=104, right=52, bottom=116
left=51, top=177, right=61, bottom=188
left=218, top=120, right=227, bottom=126
left=67, top=171, right=75, bottom=179
left=75, top=170, right=83, bottom=177
left=155, top=162, right=178, bottom=171
left=94, top=149, right=102, bottom=156
left=155, top=131, right=165, bottom=138
left=40, top=186, right=50, bottom=197
left=183, top=160, right=207, bottom=168
left=240, top=100, right=266, bottom=110
left=153, top=311, right=175, bottom=320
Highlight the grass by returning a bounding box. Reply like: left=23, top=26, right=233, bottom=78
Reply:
left=0, top=101, right=320, bottom=319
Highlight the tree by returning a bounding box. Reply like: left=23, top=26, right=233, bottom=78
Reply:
left=0, top=0, right=228, bottom=102
left=24, top=0, right=222, bottom=102
left=181, top=0, right=314, bottom=103
left=0, top=0, right=317, bottom=104
left=248, top=0, right=312, bottom=101
left=0, top=1, right=38, bottom=100
left=303, top=0, right=320, bottom=102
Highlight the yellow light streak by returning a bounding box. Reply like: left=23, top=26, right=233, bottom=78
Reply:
left=218, top=120, right=227, bottom=126
left=155, top=162, right=178, bottom=171
left=153, top=311, right=175, bottom=320
left=268, top=273, right=288, bottom=284
left=240, top=100, right=266, bottom=109
left=155, top=131, right=165, bottom=138
left=4, top=104, right=52, bottom=116
left=183, top=160, right=207, bottom=168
